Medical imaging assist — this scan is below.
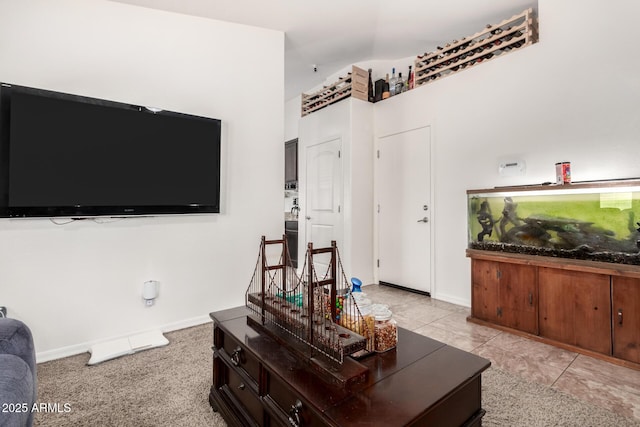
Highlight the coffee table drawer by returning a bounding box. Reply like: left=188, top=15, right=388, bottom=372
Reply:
left=219, top=328, right=260, bottom=384
left=227, top=366, right=263, bottom=425
left=266, top=373, right=325, bottom=427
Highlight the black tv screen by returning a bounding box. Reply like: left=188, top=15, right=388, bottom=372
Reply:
left=0, top=83, right=221, bottom=218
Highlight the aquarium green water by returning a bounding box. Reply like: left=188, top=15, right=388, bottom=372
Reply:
left=467, top=184, right=640, bottom=265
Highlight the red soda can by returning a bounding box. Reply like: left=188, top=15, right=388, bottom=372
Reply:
left=555, top=162, right=571, bottom=184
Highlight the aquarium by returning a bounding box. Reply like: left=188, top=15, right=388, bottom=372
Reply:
left=467, top=181, right=640, bottom=265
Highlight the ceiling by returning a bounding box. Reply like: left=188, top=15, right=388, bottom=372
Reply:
left=109, top=0, right=537, bottom=100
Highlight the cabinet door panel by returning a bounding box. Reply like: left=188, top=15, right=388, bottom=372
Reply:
left=285, top=139, right=298, bottom=183
left=539, top=268, right=611, bottom=355
left=499, top=263, right=538, bottom=334
left=471, top=260, right=500, bottom=323
left=612, top=277, right=640, bottom=363
left=471, top=260, right=537, bottom=334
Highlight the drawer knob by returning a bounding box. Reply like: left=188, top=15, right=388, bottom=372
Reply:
left=238, top=383, right=245, bottom=391
left=231, top=346, right=242, bottom=366
left=288, top=399, right=303, bottom=427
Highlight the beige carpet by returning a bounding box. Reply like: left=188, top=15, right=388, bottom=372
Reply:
left=34, top=322, right=639, bottom=427
left=35, top=323, right=225, bottom=427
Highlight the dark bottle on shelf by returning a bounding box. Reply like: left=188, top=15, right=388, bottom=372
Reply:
left=382, top=73, right=390, bottom=99
left=368, top=68, right=374, bottom=102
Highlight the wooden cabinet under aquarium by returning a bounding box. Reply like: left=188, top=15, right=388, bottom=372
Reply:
left=538, top=267, right=611, bottom=355
left=467, top=180, right=640, bottom=369
left=612, top=277, right=640, bottom=364
left=471, top=259, right=537, bottom=334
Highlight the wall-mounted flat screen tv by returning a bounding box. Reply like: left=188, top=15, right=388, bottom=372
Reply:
left=0, top=83, right=221, bottom=218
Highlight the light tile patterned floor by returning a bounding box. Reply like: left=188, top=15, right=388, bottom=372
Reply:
left=362, top=284, right=640, bottom=423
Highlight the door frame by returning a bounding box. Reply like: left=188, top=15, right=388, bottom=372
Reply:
left=373, top=125, right=435, bottom=295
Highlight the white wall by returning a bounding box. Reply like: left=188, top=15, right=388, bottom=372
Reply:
left=346, top=100, right=375, bottom=286
left=284, top=95, right=301, bottom=142
left=0, top=0, right=284, bottom=360
left=297, top=99, right=375, bottom=286
left=286, top=0, right=640, bottom=306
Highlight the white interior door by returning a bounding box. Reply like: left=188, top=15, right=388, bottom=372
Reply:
left=377, top=127, right=431, bottom=293
left=305, top=137, right=342, bottom=277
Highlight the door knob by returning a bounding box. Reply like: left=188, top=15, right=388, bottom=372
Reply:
left=305, top=216, right=311, bottom=220
left=417, top=217, right=429, bottom=223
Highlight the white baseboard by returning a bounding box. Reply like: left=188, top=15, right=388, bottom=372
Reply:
left=431, top=292, right=470, bottom=308
left=36, top=314, right=212, bottom=363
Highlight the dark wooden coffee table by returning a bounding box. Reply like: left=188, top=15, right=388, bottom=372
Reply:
left=209, top=306, right=491, bottom=426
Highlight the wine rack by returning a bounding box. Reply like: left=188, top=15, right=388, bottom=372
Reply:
left=414, top=8, right=537, bottom=88
left=301, top=73, right=351, bottom=117
left=300, top=8, right=537, bottom=115
left=301, top=65, right=368, bottom=117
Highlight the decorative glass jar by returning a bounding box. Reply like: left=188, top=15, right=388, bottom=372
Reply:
left=372, top=305, right=397, bottom=352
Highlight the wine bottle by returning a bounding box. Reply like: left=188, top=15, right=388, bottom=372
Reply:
left=408, top=65, right=414, bottom=90
left=368, top=68, right=374, bottom=102
left=382, top=74, right=390, bottom=99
